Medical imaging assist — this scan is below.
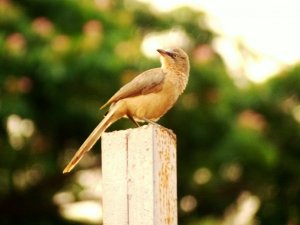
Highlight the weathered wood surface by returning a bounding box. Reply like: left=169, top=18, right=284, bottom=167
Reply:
left=102, top=124, right=177, bottom=225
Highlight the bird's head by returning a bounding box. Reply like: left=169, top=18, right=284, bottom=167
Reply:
left=157, top=48, right=190, bottom=75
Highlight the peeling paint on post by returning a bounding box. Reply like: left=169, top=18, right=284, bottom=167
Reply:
left=154, top=127, right=177, bottom=225
left=102, top=124, right=177, bottom=225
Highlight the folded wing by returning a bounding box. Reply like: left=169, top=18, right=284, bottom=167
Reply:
left=100, top=68, right=165, bottom=109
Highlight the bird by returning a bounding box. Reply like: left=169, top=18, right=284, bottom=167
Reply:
left=63, top=48, right=190, bottom=173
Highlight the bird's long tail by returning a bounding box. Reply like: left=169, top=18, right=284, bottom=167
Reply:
left=63, top=105, right=119, bottom=173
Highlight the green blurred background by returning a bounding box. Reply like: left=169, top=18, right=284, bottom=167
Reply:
left=1, top=0, right=300, bottom=224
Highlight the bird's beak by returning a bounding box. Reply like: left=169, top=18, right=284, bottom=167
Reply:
left=157, top=49, right=175, bottom=58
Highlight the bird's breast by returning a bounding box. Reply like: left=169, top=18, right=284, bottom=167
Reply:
left=123, top=73, right=187, bottom=121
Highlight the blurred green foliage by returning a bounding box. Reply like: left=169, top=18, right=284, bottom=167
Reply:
left=0, top=0, right=300, bottom=225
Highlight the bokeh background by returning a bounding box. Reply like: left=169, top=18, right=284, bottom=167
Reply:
left=1, top=0, right=300, bottom=224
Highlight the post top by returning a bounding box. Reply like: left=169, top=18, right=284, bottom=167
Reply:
left=103, top=124, right=176, bottom=140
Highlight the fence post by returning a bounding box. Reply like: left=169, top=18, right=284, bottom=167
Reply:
left=102, top=124, right=177, bottom=225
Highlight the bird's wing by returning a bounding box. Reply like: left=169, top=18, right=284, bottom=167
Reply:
left=100, top=68, right=165, bottom=109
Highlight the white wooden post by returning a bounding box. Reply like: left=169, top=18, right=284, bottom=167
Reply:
left=102, top=124, right=177, bottom=225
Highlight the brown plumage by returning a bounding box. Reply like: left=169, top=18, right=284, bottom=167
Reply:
left=63, top=48, right=190, bottom=173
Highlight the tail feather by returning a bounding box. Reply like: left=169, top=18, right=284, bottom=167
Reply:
left=63, top=106, right=118, bottom=173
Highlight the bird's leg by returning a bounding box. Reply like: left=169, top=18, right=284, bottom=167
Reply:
left=128, top=114, right=140, bottom=127
left=143, top=118, right=161, bottom=127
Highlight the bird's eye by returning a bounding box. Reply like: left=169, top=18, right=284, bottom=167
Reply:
left=171, top=53, right=177, bottom=60
left=166, top=51, right=176, bottom=59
